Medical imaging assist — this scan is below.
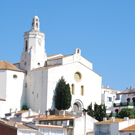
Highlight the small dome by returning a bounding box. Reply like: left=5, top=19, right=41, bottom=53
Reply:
left=0, top=60, right=24, bottom=72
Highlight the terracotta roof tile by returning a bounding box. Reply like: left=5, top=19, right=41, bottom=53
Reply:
left=0, top=98, right=6, bottom=101
left=36, top=124, right=67, bottom=129
left=40, top=115, right=81, bottom=122
left=34, top=115, right=55, bottom=120
left=0, top=120, right=36, bottom=130
left=0, top=60, right=24, bottom=72
left=119, top=124, right=135, bottom=131
left=117, top=92, right=135, bottom=95
left=5, top=110, right=28, bottom=115
left=96, top=119, right=125, bottom=123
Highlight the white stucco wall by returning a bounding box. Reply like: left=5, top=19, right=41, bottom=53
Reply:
left=5, top=70, right=25, bottom=114
left=0, top=70, right=7, bottom=99
left=0, top=100, right=6, bottom=117
left=47, top=61, right=101, bottom=111
left=18, top=129, right=37, bottom=135
left=29, top=69, right=48, bottom=113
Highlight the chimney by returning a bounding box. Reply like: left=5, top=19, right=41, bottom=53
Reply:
left=106, top=85, right=109, bottom=88
left=38, top=110, right=40, bottom=114
left=103, top=117, right=107, bottom=121
left=112, top=117, right=115, bottom=122
left=130, top=86, right=133, bottom=89
left=124, top=117, right=129, bottom=121
left=28, top=108, right=32, bottom=116
left=10, top=108, right=12, bottom=113
left=14, top=122, right=17, bottom=127
left=63, top=110, right=65, bottom=117
left=15, top=108, right=18, bottom=113
left=46, top=111, right=48, bottom=118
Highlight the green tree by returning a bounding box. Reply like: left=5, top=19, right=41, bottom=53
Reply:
left=21, top=103, right=29, bottom=110
left=87, top=103, right=94, bottom=117
left=55, top=77, right=72, bottom=110
left=86, top=102, right=107, bottom=121
left=118, top=108, right=135, bottom=118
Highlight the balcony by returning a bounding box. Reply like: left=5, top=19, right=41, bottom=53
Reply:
left=113, top=102, right=135, bottom=107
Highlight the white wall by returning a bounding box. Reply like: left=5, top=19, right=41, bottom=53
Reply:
left=18, top=129, right=37, bottom=135
left=5, top=70, right=25, bottom=114
left=0, top=70, right=7, bottom=99
left=47, top=61, right=101, bottom=110
left=0, top=100, right=6, bottom=117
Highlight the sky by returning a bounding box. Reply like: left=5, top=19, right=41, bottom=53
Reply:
left=0, top=0, right=135, bottom=91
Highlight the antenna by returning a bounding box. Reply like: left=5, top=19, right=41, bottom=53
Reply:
left=36, top=9, right=37, bottom=15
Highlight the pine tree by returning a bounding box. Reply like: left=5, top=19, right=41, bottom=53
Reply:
left=55, top=77, right=72, bottom=110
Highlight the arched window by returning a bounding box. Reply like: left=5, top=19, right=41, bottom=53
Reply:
left=115, top=109, right=119, bottom=113
left=127, top=98, right=130, bottom=102
left=77, top=49, right=79, bottom=53
left=36, top=23, right=38, bottom=28
left=81, top=85, right=84, bottom=96
left=25, top=40, right=28, bottom=52
left=71, top=84, right=75, bottom=94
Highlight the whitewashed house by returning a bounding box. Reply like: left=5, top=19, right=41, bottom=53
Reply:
left=0, top=119, right=37, bottom=135
left=0, top=61, right=25, bottom=118
left=113, top=86, right=135, bottom=115
left=39, top=113, right=98, bottom=135
left=94, top=117, right=135, bottom=135
left=101, top=85, right=121, bottom=114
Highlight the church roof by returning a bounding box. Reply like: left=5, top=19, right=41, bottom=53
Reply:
left=0, top=60, right=24, bottom=72
left=31, top=64, right=62, bottom=71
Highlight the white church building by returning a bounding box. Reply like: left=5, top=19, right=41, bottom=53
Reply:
left=0, top=16, right=102, bottom=117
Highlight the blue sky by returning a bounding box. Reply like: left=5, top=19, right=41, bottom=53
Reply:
left=0, top=0, right=135, bottom=91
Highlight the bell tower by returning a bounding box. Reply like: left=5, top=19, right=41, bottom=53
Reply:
left=32, top=16, right=40, bottom=30
left=20, top=16, right=47, bottom=72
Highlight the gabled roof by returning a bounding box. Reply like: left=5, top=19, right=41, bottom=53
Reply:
left=0, top=60, right=24, bottom=72
left=119, top=124, right=135, bottom=131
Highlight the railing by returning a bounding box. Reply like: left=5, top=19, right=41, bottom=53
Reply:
left=113, top=102, right=135, bottom=107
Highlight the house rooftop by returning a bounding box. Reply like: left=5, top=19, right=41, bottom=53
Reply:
left=119, top=124, right=135, bottom=131
left=36, top=124, right=67, bottom=129
left=0, top=60, right=24, bottom=72
left=96, top=118, right=128, bottom=124
left=40, top=115, right=81, bottom=122
left=0, top=120, right=36, bottom=130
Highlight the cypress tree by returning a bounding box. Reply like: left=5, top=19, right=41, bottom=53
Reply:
left=55, top=77, right=71, bottom=110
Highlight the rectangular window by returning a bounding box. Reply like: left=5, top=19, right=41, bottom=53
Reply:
left=71, top=84, right=75, bottom=94
left=62, top=121, right=67, bottom=127
left=57, top=121, right=62, bottom=126
left=81, top=85, right=84, bottom=96
left=107, top=97, right=112, bottom=102
left=115, top=95, right=120, bottom=100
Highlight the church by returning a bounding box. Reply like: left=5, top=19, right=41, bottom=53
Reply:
left=0, top=16, right=102, bottom=117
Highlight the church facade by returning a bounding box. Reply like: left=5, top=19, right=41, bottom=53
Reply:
left=0, top=16, right=102, bottom=117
